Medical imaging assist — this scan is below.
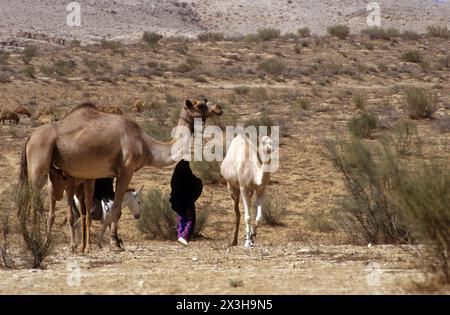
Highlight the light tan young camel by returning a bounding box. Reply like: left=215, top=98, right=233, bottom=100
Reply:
left=19, top=99, right=222, bottom=253
left=220, top=135, right=273, bottom=247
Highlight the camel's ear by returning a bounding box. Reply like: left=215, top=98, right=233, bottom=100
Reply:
left=137, top=185, right=144, bottom=195
left=185, top=99, right=193, bottom=109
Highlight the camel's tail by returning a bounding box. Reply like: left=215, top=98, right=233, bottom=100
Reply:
left=19, top=136, right=30, bottom=188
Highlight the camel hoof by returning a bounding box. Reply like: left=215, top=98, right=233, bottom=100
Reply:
left=244, top=240, right=255, bottom=248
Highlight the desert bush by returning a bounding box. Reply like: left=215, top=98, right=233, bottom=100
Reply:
left=142, top=31, right=162, bottom=47
left=427, top=25, right=450, bottom=39
left=193, top=194, right=212, bottom=237
left=250, top=87, right=269, bottom=101
left=262, top=192, right=287, bottom=226
left=84, top=59, right=112, bottom=76
left=0, top=52, right=10, bottom=65
left=22, top=45, right=38, bottom=64
left=291, top=97, right=311, bottom=112
left=401, top=30, right=420, bottom=40
left=305, top=212, right=337, bottom=233
left=257, top=28, right=281, bottom=41
left=234, top=86, right=250, bottom=95
left=0, top=206, right=15, bottom=269
left=137, top=189, right=176, bottom=240
left=392, top=119, right=420, bottom=156
left=23, top=65, right=36, bottom=79
left=165, top=93, right=178, bottom=105
left=361, top=27, right=397, bottom=40
left=257, top=58, right=287, bottom=76
left=401, top=50, right=423, bottom=63
left=191, top=160, right=223, bottom=185
left=198, top=32, right=225, bottom=42
left=176, top=56, right=201, bottom=73
left=297, top=27, right=311, bottom=38
left=145, top=101, right=169, bottom=126
left=403, top=88, right=436, bottom=119
left=100, top=39, right=124, bottom=54
left=323, top=138, right=413, bottom=244
left=245, top=113, right=276, bottom=136
left=327, top=25, right=350, bottom=40
left=393, top=160, right=450, bottom=283
left=141, top=121, right=171, bottom=142
left=352, top=94, right=365, bottom=110
left=52, top=59, right=76, bottom=76
left=347, top=112, right=378, bottom=139
left=16, top=186, right=51, bottom=268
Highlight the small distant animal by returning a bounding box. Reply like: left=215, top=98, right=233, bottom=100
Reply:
left=37, top=113, right=58, bottom=125
left=33, top=107, right=53, bottom=119
left=0, top=110, right=20, bottom=124
left=14, top=105, right=31, bottom=117
left=99, top=106, right=123, bottom=115
left=130, top=100, right=145, bottom=113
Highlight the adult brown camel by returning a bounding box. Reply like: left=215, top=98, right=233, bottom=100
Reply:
left=19, top=99, right=222, bottom=253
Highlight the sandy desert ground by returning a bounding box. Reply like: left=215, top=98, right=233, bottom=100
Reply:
left=0, top=1, right=449, bottom=295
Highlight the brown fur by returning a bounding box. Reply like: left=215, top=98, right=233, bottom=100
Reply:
left=0, top=110, right=20, bottom=124
left=14, top=105, right=31, bottom=117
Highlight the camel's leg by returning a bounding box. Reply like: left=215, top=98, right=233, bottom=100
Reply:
left=240, top=187, right=254, bottom=248
left=254, top=192, right=264, bottom=239
left=65, top=183, right=77, bottom=253
left=83, top=180, right=95, bottom=254
left=108, top=171, right=133, bottom=251
left=228, top=184, right=240, bottom=246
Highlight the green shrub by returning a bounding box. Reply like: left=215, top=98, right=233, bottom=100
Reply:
left=234, top=86, right=250, bottom=95
left=361, top=27, right=395, bottom=40
left=0, top=52, right=10, bottom=65
left=23, top=65, right=36, bottom=78
left=191, top=160, right=223, bottom=185
left=245, top=113, right=276, bottom=136
left=297, top=27, right=311, bottom=38
left=142, top=31, right=162, bottom=47
left=393, top=160, right=450, bottom=283
left=323, top=138, right=413, bottom=244
left=347, top=112, right=378, bottom=139
left=403, top=88, right=436, bottom=119
left=427, top=25, right=450, bottom=39
left=262, top=192, right=287, bottom=226
left=257, top=28, right=281, bottom=41
left=327, top=25, right=350, bottom=40
left=291, top=97, right=311, bottom=111
left=22, top=45, right=38, bottom=64
left=401, top=50, right=423, bottom=63
left=176, top=56, right=201, bottom=73
left=141, top=121, right=171, bottom=141
left=100, top=39, right=123, bottom=53
left=392, top=119, right=420, bottom=156
left=52, top=59, right=76, bottom=76
left=401, top=30, right=420, bottom=40
left=352, top=94, right=365, bottom=109
left=257, top=58, right=287, bottom=76
left=137, top=189, right=176, bottom=240
left=197, top=32, right=225, bottom=42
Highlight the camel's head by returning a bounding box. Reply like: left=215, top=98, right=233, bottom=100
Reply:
left=259, top=136, right=273, bottom=160
left=125, top=185, right=144, bottom=220
left=184, top=99, right=223, bottom=123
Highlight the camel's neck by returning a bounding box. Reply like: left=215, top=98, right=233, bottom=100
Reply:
left=143, top=110, right=194, bottom=168
left=252, top=149, right=272, bottom=186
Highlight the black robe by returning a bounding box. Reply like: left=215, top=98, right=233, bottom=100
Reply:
left=169, top=160, right=203, bottom=214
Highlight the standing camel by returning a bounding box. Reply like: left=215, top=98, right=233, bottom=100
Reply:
left=220, top=135, right=273, bottom=247
left=19, top=99, right=222, bottom=252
